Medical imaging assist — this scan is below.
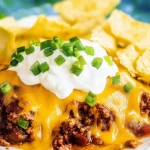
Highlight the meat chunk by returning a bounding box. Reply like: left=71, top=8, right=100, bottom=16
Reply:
left=140, top=92, right=150, bottom=116
left=125, top=140, right=137, bottom=148
left=0, top=94, right=35, bottom=146
left=53, top=102, right=115, bottom=150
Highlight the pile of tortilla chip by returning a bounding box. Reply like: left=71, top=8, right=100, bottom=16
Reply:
left=98, top=10, right=150, bottom=84
left=0, top=0, right=119, bottom=66
left=1, top=0, right=150, bottom=84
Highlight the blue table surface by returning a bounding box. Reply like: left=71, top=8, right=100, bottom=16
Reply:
left=0, top=0, right=150, bottom=23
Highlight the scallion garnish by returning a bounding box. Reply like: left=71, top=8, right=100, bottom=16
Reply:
left=62, top=43, right=74, bottom=56
left=74, top=40, right=84, bottom=50
left=123, top=83, right=134, bottom=93
left=54, top=55, right=66, bottom=66
left=78, top=56, right=86, bottom=65
left=112, top=75, right=121, bottom=85
left=85, top=46, right=94, bottom=56
left=17, top=46, right=25, bottom=53
left=0, top=82, right=12, bottom=94
left=18, top=118, right=29, bottom=129
left=29, top=40, right=40, bottom=46
left=53, top=36, right=64, bottom=48
left=10, top=59, right=18, bottom=66
left=69, top=36, right=80, bottom=42
left=15, top=54, right=24, bottom=62
left=104, top=56, right=113, bottom=66
left=11, top=53, right=16, bottom=58
left=40, top=40, right=51, bottom=50
left=25, top=46, right=34, bottom=55
left=30, top=61, right=41, bottom=76
left=85, top=91, right=97, bottom=107
left=44, top=47, right=53, bottom=57
left=71, top=61, right=84, bottom=76
left=73, top=48, right=80, bottom=58
left=49, top=40, right=58, bottom=50
left=92, top=57, right=103, bottom=69
left=39, top=62, right=49, bottom=73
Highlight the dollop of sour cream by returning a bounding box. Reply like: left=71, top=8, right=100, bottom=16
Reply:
left=9, top=39, right=118, bottom=99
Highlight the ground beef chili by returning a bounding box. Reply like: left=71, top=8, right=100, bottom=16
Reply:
left=140, top=92, right=150, bottom=116
left=0, top=92, right=35, bottom=146
left=125, top=140, right=138, bottom=148
left=53, top=101, right=115, bottom=150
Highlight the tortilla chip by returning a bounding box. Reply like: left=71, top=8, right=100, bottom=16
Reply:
left=27, top=15, right=80, bottom=39
left=89, top=26, right=117, bottom=55
left=117, top=45, right=139, bottom=76
left=136, top=48, right=150, bottom=76
left=108, top=9, right=150, bottom=50
left=54, top=0, right=120, bottom=24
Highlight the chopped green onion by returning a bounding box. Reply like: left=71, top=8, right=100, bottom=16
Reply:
left=123, top=83, right=134, bottom=93
left=40, top=40, right=51, bottom=50
left=0, top=13, right=6, bottom=19
left=104, top=56, right=113, bottom=66
left=85, top=46, right=94, bottom=56
left=78, top=56, right=86, bottom=65
left=10, top=59, right=18, bottom=66
left=73, top=48, right=80, bottom=58
left=11, top=53, right=16, bottom=58
left=69, top=36, right=80, bottom=42
left=62, top=43, right=74, bottom=56
left=25, top=46, right=34, bottom=55
left=49, top=40, right=58, bottom=50
left=92, top=57, right=103, bottom=69
left=29, top=40, right=40, bottom=46
left=39, top=62, right=49, bottom=73
left=112, top=75, right=121, bottom=85
left=15, top=54, right=24, bottom=62
left=44, top=47, right=53, bottom=57
left=54, top=55, right=66, bottom=66
left=85, top=91, right=97, bottom=107
left=0, top=82, right=12, bottom=94
left=18, top=118, right=29, bottom=129
left=17, top=46, right=25, bottom=53
left=74, top=40, right=84, bottom=50
left=71, top=61, right=84, bottom=76
left=53, top=36, right=64, bottom=48
left=30, top=61, right=41, bottom=76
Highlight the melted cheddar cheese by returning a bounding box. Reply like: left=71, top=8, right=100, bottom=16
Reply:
left=0, top=67, right=150, bottom=150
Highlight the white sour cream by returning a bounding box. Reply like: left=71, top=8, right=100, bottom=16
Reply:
left=9, top=39, right=118, bottom=99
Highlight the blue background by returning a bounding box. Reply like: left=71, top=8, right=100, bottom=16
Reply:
left=0, top=0, right=150, bottom=23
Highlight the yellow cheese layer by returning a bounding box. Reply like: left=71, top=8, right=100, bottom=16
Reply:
left=0, top=68, right=149, bottom=150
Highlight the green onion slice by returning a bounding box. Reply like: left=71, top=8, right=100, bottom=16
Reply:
left=18, top=118, right=29, bottom=129
left=44, top=47, right=53, bottom=57
left=10, top=59, right=18, bottom=67
left=40, top=40, right=51, bottom=50
left=85, top=46, right=94, bottom=56
left=15, top=54, right=24, bottom=62
left=85, top=91, right=97, bottom=107
left=123, top=83, right=134, bottom=93
left=92, top=57, right=103, bottom=69
left=53, top=36, right=64, bottom=48
left=104, top=56, right=113, bottom=66
left=29, top=40, right=40, bottom=46
left=74, top=40, right=84, bottom=51
left=71, top=61, right=84, bottom=76
left=69, top=36, right=80, bottom=42
left=112, top=75, right=121, bottom=85
left=11, top=53, right=16, bottom=58
left=78, top=56, right=86, bottom=65
left=73, top=48, right=80, bottom=58
left=54, top=55, right=66, bottom=66
left=30, top=61, right=41, bottom=76
left=62, top=43, right=74, bottom=56
left=39, top=62, right=49, bottom=73
left=25, top=46, right=34, bottom=55
left=17, top=46, right=25, bottom=53
left=0, top=82, right=12, bottom=94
